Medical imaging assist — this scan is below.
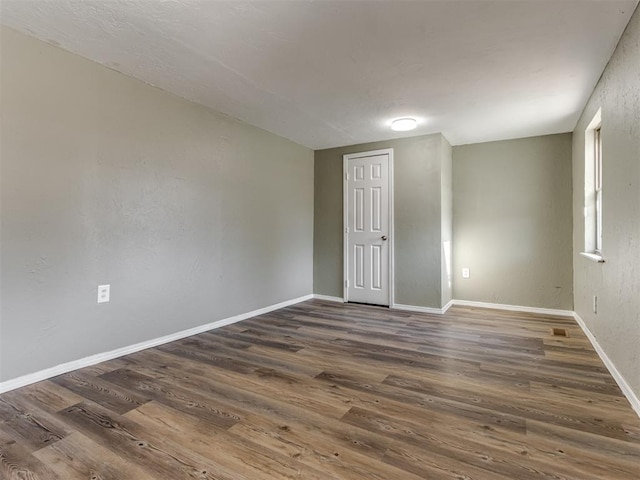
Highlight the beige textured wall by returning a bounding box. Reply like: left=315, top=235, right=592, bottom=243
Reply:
left=0, top=27, right=314, bottom=382
left=572, top=6, right=640, bottom=399
left=314, top=134, right=450, bottom=308
left=440, top=136, right=453, bottom=307
left=453, top=134, right=573, bottom=309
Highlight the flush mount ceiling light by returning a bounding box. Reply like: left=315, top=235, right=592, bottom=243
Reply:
left=390, top=117, right=418, bottom=131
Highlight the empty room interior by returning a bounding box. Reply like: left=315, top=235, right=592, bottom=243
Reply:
left=1, top=1, right=640, bottom=479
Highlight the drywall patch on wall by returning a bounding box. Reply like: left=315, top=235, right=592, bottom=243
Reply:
left=452, top=133, right=573, bottom=310
left=0, top=27, right=314, bottom=382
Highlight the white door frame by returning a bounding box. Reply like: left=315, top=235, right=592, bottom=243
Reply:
left=343, top=148, right=394, bottom=305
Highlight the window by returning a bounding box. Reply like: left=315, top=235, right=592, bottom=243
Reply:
left=594, top=126, right=602, bottom=253
left=582, top=109, right=604, bottom=262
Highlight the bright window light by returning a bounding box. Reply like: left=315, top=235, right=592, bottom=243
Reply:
left=583, top=108, right=603, bottom=257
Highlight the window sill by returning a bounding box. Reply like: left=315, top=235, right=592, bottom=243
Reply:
left=580, top=252, right=605, bottom=263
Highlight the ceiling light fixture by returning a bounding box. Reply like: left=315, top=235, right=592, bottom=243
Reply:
left=391, top=117, right=418, bottom=131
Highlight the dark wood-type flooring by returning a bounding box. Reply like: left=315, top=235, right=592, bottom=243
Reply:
left=1, top=300, right=640, bottom=479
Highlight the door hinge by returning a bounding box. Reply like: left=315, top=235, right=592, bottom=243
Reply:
left=345, top=280, right=349, bottom=288
left=345, top=172, right=349, bottom=181
left=345, top=227, right=349, bottom=233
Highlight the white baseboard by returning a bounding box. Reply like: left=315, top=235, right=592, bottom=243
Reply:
left=573, top=312, right=640, bottom=418
left=313, top=294, right=345, bottom=303
left=0, top=293, right=314, bottom=394
left=442, top=299, right=454, bottom=313
left=8, top=293, right=635, bottom=419
left=392, top=303, right=449, bottom=315
left=390, top=299, right=450, bottom=315
left=451, top=299, right=574, bottom=317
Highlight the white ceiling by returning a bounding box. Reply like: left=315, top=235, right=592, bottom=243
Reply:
left=1, top=1, right=637, bottom=149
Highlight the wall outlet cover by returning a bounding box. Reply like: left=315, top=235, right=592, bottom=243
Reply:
left=98, top=284, right=110, bottom=303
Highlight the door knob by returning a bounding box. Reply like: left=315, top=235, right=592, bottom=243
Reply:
left=381, top=235, right=388, bottom=241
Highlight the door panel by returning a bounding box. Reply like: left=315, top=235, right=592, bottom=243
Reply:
left=354, top=244, right=365, bottom=289
left=345, top=152, right=390, bottom=305
left=371, top=244, right=382, bottom=290
left=354, top=188, right=364, bottom=232
left=371, top=187, right=381, bottom=232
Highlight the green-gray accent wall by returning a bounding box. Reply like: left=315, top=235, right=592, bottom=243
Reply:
left=314, top=134, right=452, bottom=309
left=452, top=134, right=574, bottom=310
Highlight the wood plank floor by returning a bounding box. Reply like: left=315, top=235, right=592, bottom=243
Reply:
left=1, top=300, right=639, bottom=479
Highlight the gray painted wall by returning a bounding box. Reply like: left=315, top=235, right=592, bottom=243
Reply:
left=453, top=134, right=573, bottom=309
left=440, top=136, right=453, bottom=307
left=0, top=27, right=314, bottom=382
left=572, top=6, right=640, bottom=398
left=314, top=134, right=451, bottom=308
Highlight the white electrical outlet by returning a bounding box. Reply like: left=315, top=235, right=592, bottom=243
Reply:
left=593, top=295, right=597, bottom=314
left=98, top=284, right=110, bottom=303
left=462, top=267, right=470, bottom=279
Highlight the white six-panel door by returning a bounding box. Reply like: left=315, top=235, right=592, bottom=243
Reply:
left=344, top=149, right=393, bottom=306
